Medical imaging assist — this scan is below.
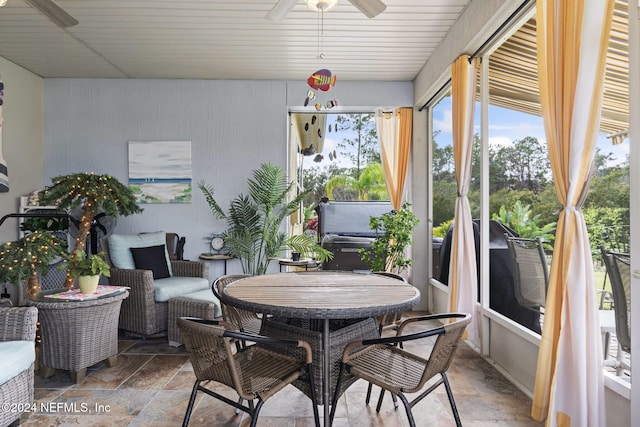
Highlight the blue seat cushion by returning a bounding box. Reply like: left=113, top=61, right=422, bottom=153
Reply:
left=0, top=341, right=35, bottom=386
left=154, top=277, right=209, bottom=302
left=178, top=289, right=222, bottom=318
left=108, top=232, right=173, bottom=276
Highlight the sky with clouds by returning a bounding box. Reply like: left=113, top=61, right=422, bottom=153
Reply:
left=432, top=97, right=629, bottom=167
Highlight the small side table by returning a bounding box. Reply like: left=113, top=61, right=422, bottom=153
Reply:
left=28, top=288, right=129, bottom=383
left=278, top=258, right=320, bottom=272
left=199, top=253, right=234, bottom=275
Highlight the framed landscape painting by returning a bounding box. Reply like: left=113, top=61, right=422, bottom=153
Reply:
left=128, top=141, right=192, bottom=204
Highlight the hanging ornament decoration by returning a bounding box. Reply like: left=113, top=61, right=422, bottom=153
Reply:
left=302, top=1, right=339, bottom=111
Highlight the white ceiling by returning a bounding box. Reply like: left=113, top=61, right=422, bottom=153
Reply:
left=0, top=0, right=472, bottom=80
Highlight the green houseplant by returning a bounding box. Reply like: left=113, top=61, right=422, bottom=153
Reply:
left=199, top=163, right=332, bottom=275
left=360, top=202, right=419, bottom=273
left=38, top=172, right=143, bottom=290
left=65, top=249, right=111, bottom=294
left=0, top=231, right=70, bottom=297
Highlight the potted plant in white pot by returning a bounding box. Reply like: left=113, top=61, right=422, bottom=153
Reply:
left=38, top=172, right=143, bottom=290
left=65, top=249, right=111, bottom=294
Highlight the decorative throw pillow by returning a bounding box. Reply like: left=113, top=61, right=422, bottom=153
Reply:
left=130, top=245, right=171, bottom=279
left=108, top=231, right=173, bottom=276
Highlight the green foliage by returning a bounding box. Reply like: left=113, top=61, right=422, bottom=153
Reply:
left=0, top=231, right=69, bottom=285
left=491, top=200, right=556, bottom=247
left=65, top=250, right=111, bottom=278
left=433, top=220, right=453, bottom=238
left=335, top=114, right=379, bottom=178
left=39, top=173, right=142, bottom=219
left=584, top=207, right=629, bottom=256
left=360, top=203, right=419, bottom=273
left=325, top=162, right=388, bottom=201
left=199, top=163, right=332, bottom=275
left=20, top=216, right=69, bottom=233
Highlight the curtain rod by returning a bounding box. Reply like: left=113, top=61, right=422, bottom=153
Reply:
left=418, top=0, right=534, bottom=112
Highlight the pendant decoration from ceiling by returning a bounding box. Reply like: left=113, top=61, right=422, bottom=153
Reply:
left=266, top=0, right=386, bottom=21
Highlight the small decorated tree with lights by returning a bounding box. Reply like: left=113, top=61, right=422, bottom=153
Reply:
left=0, top=231, right=70, bottom=297
left=39, top=173, right=143, bottom=290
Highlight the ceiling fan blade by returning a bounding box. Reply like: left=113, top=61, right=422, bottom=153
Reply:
left=266, top=0, right=299, bottom=21
left=24, top=0, right=78, bottom=28
left=348, top=0, right=386, bottom=18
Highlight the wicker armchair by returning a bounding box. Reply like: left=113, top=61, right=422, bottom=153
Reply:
left=0, top=307, right=38, bottom=427
left=330, top=313, right=472, bottom=427
left=177, top=317, right=320, bottom=427
left=101, top=236, right=209, bottom=336
left=212, top=274, right=262, bottom=335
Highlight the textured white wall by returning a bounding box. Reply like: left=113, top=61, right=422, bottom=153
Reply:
left=42, top=78, right=412, bottom=279
left=0, top=58, right=44, bottom=244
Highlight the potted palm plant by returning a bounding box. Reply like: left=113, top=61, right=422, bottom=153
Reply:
left=0, top=231, right=69, bottom=297
left=38, top=172, right=143, bottom=290
left=65, top=249, right=111, bottom=294
left=199, top=163, right=332, bottom=275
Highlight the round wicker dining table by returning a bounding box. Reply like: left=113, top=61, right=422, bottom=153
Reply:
left=221, top=271, right=421, bottom=426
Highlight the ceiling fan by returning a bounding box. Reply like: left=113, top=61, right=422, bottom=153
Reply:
left=23, top=0, right=78, bottom=28
left=266, top=0, right=386, bottom=21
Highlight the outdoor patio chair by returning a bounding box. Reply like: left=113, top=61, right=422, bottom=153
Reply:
left=600, top=245, right=631, bottom=375
left=177, top=317, right=320, bottom=427
left=212, top=274, right=262, bottom=335
left=504, top=234, right=549, bottom=313
left=101, top=233, right=209, bottom=337
left=330, top=312, right=472, bottom=427
left=372, top=271, right=406, bottom=334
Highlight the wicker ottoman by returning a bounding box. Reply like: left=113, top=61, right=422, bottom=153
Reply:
left=168, top=289, right=221, bottom=347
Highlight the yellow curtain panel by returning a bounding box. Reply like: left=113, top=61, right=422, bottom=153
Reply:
left=448, top=54, right=479, bottom=340
left=532, top=0, right=615, bottom=425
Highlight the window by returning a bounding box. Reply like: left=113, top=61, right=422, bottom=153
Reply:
left=291, top=112, right=388, bottom=219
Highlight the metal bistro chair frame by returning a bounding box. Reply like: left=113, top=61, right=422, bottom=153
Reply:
left=600, top=245, right=631, bottom=374
left=330, top=312, right=472, bottom=427
left=178, top=317, right=320, bottom=427
left=504, top=234, right=549, bottom=313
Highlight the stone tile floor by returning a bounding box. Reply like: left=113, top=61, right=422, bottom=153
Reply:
left=20, top=318, right=543, bottom=427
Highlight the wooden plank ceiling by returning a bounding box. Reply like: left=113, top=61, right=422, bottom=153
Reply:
left=0, top=0, right=629, bottom=133
left=0, top=0, right=471, bottom=81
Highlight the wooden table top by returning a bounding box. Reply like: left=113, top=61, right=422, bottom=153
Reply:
left=221, top=271, right=420, bottom=319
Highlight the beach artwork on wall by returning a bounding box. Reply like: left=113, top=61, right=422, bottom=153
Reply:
left=128, top=141, right=192, bottom=204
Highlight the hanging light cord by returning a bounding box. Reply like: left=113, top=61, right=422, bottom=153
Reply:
left=317, top=8, right=325, bottom=59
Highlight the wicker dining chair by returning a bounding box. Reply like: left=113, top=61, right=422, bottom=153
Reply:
left=212, top=274, right=262, bottom=335
left=330, top=312, right=472, bottom=427
left=177, top=317, right=320, bottom=427
left=372, top=271, right=406, bottom=335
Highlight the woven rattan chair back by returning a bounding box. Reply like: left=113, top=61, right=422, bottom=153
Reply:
left=212, top=274, right=261, bottom=334
left=177, top=317, right=320, bottom=427
left=601, top=246, right=631, bottom=352
left=505, top=234, right=549, bottom=311
left=330, top=313, right=472, bottom=427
